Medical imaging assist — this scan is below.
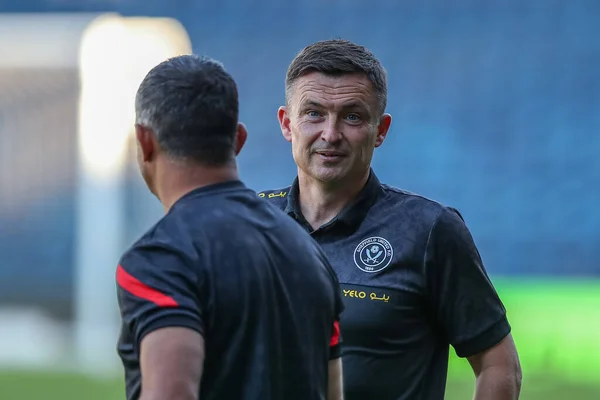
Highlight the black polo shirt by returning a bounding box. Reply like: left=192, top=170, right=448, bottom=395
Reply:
left=259, top=170, right=511, bottom=400
left=116, top=180, right=343, bottom=400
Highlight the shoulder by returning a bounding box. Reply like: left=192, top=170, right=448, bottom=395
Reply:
left=256, top=186, right=291, bottom=210
left=119, top=215, right=197, bottom=278
left=377, top=183, right=466, bottom=230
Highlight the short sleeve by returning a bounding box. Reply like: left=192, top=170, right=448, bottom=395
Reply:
left=424, top=207, right=511, bottom=358
left=116, top=242, right=205, bottom=352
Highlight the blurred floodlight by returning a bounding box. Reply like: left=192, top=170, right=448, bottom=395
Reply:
left=75, top=13, right=191, bottom=373
left=78, top=14, right=192, bottom=181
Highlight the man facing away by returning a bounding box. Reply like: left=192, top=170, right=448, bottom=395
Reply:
left=115, top=54, right=344, bottom=400
left=260, top=39, right=522, bottom=400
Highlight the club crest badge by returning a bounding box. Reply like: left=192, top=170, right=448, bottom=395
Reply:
left=353, top=237, right=393, bottom=273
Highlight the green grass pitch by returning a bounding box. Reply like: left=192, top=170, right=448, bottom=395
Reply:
left=0, top=279, right=598, bottom=399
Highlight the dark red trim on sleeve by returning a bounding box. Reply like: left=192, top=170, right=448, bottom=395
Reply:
left=330, top=320, right=340, bottom=347
left=116, top=264, right=178, bottom=307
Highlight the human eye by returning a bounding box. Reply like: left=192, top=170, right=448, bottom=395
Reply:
left=346, top=113, right=361, bottom=122
left=306, top=110, right=322, bottom=118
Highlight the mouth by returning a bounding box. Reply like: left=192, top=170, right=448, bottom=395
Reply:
left=315, top=151, right=346, bottom=162
left=315, top=151, right=345, bottom=158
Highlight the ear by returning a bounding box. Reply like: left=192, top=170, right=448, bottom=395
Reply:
left=135, top=123, right=157, bottom=162
left=234, top=122, right=248, bottom=156
left=374, top=113, right=392, bottom=148
left=278, top=106, right=292, bottom=143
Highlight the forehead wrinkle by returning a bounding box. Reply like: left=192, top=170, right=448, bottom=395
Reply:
left=300, top=78, right=371, bottom=95
left=299, top=97, right=372, bottom=115
left=292, top=71, right=373, bottom=94
left=295, top=81, right=374, bottom=114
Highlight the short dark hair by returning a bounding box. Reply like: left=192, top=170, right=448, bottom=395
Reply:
left=135, top=54, right=239, bottom=166
left=285, top=39, right=388, bottom=116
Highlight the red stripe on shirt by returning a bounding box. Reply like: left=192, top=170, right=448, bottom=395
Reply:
left=116, top=264, right=178, bottom=307
left=330, top=320, right=340, bottom=347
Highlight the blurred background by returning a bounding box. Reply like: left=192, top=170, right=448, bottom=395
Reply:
left=0, top=1, right=598, bottom=399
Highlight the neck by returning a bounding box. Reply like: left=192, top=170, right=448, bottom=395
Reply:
left=155, top=160, right=239, bottom=213
left=297, top=169, right=370, bottom=230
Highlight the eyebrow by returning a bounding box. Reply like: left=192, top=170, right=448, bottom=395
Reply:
left=301, top=100, right=325, bottom=109
left=339, top=102, right=367, bottom=110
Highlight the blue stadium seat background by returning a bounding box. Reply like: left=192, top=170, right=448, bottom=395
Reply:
left=0, top=0, right=598, bottom=314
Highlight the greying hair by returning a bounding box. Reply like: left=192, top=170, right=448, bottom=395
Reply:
left=135, top=54, right=239, bottom=166
left=285, top=39, right=388, bottom=117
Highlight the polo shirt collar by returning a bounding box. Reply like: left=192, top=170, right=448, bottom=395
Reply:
left=284, top=169, right=381, bottom=230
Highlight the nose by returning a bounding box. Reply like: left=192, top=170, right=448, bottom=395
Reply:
left=321, top=117, right=343, bottom=144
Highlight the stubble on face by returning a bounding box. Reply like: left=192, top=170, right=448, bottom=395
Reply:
left=287, top=72, right=380, bottom=185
